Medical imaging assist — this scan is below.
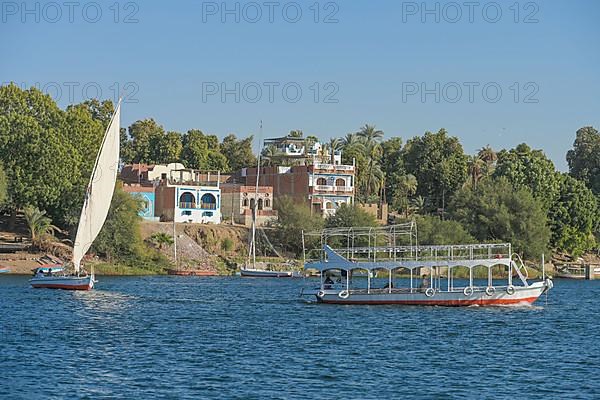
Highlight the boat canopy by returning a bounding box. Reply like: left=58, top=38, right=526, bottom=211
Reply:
left=305, top=245, right=513, bottom=272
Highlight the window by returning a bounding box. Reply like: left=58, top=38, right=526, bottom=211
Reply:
left=264, top=199, right=270, bottom=208
left=335, top=178, right=345, bottom=187
left=179, top=192, right=196, bottom=209
left=258, top=198, right=263, bottom=210
left=202, top=211, right=213, bottom=217
left=183, top=210, right=192, bottom=216
left=242, top=198, right=249, bottom=207
left=200, top=193, right=217, bottom=209
left=316, top=177, right=327, bottom=186
left=250, top=198, right=256, bottom=210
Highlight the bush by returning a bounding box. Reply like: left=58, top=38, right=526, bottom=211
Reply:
left=221, top=237, right=234, bottom=252
left=273, top=196, right=324, bottom=256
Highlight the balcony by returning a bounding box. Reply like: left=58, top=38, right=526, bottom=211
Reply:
left=313, top=163, right=355, bottom=173
left=313, top=185, right=354, bottom=193
left=178, top=202, right=218, bottom=210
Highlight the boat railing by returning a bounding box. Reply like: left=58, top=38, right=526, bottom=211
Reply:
left=346, top=284, right=519, bottom=295
left=307, top=243, right=512, bottom=264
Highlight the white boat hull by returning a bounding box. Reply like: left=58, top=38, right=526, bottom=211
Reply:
left=29, top=275, right=95, bottom=290
left=240, top=269, right=294, bottom=278
left=309, top=281, right=550, bottom=306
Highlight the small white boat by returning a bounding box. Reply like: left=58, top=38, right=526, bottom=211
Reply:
left=29, top=274, right=95, bottom=290
left=30, top=99, right=122, bottom=290
left=301, top=224, right=553, bottom=307
left=240, top=268, right=294, bottom=278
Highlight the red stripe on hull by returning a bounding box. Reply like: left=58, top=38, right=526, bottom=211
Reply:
left=320, top=296, right=539, bottom=306
left=31, top=283, right=92, bottom=290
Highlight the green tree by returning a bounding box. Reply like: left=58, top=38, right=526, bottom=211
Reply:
left=392, top=174, right=418, bottom=217
left=567, top=126, right=600, bottom=195
left=154, top=131, right=183, bottom=164
left=493, top=143, right=559, bottom=210
left=548, top=174, right=598, bottom=256
left=0, top=163, right=7, bottom=206
left=357, top=124, right=383, bottom=144
left=92, top=183, right=146, bottom=263
left=325, top=204, right=378, bottom=228
left=181, top=129, right=209, bottom=169
left=416, top=216, right=475, bottom=245
left=206, top=151, right=230, bottom=171
left=403, top=129, right=468, bottom=212
left=273, top=196, right=324, bottom=256
left=125, top=118, right=165, bottom=164
left=221, top=134, right=257, bottom=172
left=449, top=178, right=550, bottom=258
left=477, top=145, right=497, bottom=178
left=0, top=84, right=81, bottom=226
left=381, top=137, right=405, bottom=204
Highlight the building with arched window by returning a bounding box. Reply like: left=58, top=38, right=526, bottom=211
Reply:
left=221, top=184, right=277, bottom=226
left=244, top=153, right=355, bottom=218
left=155, top=169, right=222, bottom=224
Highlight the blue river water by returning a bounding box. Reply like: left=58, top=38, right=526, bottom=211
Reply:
left=1, top=275, right=599, bottom=399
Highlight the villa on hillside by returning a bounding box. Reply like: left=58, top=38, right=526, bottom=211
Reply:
left=244, top=135, right=356, bottom=217
left=154, top=169, right=222, bottom=224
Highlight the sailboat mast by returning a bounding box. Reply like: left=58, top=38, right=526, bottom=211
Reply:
left=173, top=217, right=177, bottom=268
left=252, top=121, right=263, bottom=268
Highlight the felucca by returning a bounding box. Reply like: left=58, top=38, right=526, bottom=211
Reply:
left=30, top=100, right=122, bottom=290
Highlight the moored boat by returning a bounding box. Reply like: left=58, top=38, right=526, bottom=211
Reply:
left=301, top=224, right=553, bottom=306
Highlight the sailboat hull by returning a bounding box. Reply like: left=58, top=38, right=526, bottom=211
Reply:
left=29, top=275, right=94, bottom=290
left=240, top=269, right=294, bottom=278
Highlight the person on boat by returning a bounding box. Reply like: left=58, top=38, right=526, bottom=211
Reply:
left=46, top=268, right=53, bottom=276
left=324, top=276, right=334, bottom=287
left=35, top=268, right=45, bottom=278
left=419, top=274, right=429, bottom=291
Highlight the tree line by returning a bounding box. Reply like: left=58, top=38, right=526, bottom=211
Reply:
left=1, top=83, right=599, bottom=262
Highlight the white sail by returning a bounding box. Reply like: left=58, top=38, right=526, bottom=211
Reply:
left=72, top=101, right=121, bottom=272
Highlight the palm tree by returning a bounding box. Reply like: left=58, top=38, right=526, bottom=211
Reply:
left=395, top=174, right=418, bottom=217
left=468, top=155, right=485, bottom=188
left=150, top=232, right=174, bottom=250
left=410, top=196, right=425, bottom=216
left=23, top=206, right=57, bottom=248
left=328, top=137, right=341, bottom=164
left=477, top=145, right=497, bottom=177
left=342, top=132, right=362, bottom=147
left=261, top=145, right=283, bottom=166
left=357, top=124, right=384, bottom=144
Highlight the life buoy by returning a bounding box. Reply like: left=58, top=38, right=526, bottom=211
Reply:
left=338, top=290, right=349, bottom=299
left=485, top=286, right=496, bottom=296
left=506, top=285, right=516, bottom=295
left=317, top=290, right=325, bottom=298
left=463, top=286, right=474, bottom=296
left=425, top=287, right=435, bottom=297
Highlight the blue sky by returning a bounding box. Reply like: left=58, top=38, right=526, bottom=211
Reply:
left=1, top=0, right=599, bottom=170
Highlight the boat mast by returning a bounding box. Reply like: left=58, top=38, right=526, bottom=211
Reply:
left=173, top=216, right=177, bottom=269
left=251, top=120, right=263, bottom=269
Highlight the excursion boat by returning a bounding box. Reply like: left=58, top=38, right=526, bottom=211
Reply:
left=29, top=99, right=122, bottom=290
left=240, top=265, right=295, bottom=278
left=300, top=223, right=553, bottom=306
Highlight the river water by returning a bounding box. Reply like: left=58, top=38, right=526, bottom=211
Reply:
left=1, top=275, right=598, bottom=399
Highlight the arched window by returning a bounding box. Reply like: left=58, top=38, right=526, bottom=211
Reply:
left=250, top=198, right=256, bottom=210
left=264, top=199, right=270, bottom=208
left=242, top=198, right=249, bottom=207
left=179, top=192, right=196, bottom=209
left=200, top=193, right=217, bottom=210
left=335, top=178, right=345, bottom=187
left=258, top=198, right=264, bottom=210
left=316, top=177, right=327, bottom=186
